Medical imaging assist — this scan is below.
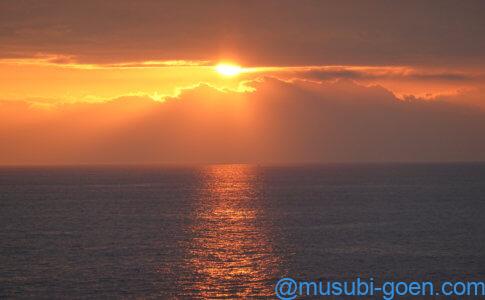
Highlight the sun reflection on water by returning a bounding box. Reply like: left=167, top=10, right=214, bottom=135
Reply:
left=186, top=165, right=279, bottom=298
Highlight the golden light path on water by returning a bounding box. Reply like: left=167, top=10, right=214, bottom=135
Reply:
left=186, top=165, right=280, bottom=298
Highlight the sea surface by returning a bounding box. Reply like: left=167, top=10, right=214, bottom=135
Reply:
left=0, top=163, right=484, bottom=298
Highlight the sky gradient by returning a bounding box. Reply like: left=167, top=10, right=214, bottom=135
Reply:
left=1, top=0, right=484, bottom=164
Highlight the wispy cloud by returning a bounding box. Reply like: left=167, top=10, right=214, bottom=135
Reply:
left=0, top=53, right=212, bottom=69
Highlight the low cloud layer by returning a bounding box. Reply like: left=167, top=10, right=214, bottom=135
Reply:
left=1, top=78, right=484, bottom=164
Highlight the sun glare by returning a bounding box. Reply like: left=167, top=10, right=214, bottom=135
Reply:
left=215, top=63, right=242, bottom=76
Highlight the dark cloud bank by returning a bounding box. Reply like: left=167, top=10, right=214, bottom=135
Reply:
left=1, top=0, right=485, bottom=67
left=1, top=78, right=484, bottom=164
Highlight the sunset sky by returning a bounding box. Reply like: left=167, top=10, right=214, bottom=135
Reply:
left=1, top=0, right=485, bottom=164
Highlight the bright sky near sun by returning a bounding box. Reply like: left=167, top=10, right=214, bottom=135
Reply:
left=0, top=59, right=252, bottom=103
left=0, top=56, right=481, bottom=105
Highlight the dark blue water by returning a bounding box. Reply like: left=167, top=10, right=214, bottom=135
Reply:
left=0, top=163, right=484, bottom=298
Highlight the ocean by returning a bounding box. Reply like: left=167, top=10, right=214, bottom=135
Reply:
left=0, top=163, right=484, bottom=298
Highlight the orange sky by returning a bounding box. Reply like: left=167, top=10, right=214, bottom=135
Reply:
left=1, top=1, right=484, bottom=164
left=1, top=57, right=483, bottom=104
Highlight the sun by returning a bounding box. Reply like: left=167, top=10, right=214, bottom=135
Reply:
left=215, top=63, right=242, bottom=76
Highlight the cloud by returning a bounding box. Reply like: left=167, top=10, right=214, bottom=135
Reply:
left=0, top=54, right=211, bottom=69
left=1, top=1, right=485, bottom=67
left=1, top=78, right=484, bottom=164
left=264, top=66, right=485, bottom=102
left=427, top=87, right=485, bottom=110
left=282, top=67, right=479, bottom=82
